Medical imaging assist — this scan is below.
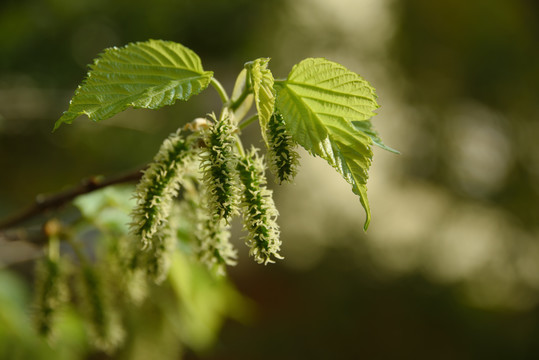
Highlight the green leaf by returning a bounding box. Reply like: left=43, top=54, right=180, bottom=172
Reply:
left=353, top=120, right=400, bottom=154
left=275, top=58, right=380, bottom=230
left=230, top=68, right=254, bottom=122
left=245, top=58, right=275, bottom=145
left=55, top=39, right=213, bottom=130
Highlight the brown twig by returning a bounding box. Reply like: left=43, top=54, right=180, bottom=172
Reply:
left=0, top=166, right=146, bottom=232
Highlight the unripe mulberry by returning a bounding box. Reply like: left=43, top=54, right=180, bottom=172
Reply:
left=131, top=129, right=195, bottom=249
left=199, top=112, right=239, bottom=222
left=237, top=148, right=283, bottom=265
left=267, top=112, right=299, bottom=184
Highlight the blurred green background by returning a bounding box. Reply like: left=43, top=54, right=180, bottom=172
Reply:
left=1, top=0, right=539, bottom=359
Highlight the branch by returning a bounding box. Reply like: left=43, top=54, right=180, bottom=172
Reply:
left=0, top=166, right=146, bottom=232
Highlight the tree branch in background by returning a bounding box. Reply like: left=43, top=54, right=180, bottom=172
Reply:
left=0, top=166, right=146, bottom=233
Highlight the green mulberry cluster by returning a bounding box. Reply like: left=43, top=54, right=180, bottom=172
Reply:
left=33, top=257, right=69, bottom=340
left=267, top=112, right=299, bottom=184
left=199, top=112, right=239, bottom=222
left=238, top=148, right=283, bottom=265
left=130, top=129, right=194, bottom=247
left=128, top=113, right=286, bottom=276
left=79, top=264, right=125, bottom=353
left=130, top=129, right=195, bottom=280
left=195, top=216, right=238, bottom=276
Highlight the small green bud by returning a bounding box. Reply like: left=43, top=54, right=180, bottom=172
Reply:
left=238, top=148, right=283, bottom=265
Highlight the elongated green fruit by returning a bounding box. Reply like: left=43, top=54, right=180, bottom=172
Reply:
left=238, top=148, right=282, bottom=265
left=172, top=176, right=237, bottom=275
left=80, top=264, right=124, bottom=352
left=267, top=112, right=300, bottom=183
left=195, top=217, right=238, bottom=275
left=199, top=112, right=239, bottom=222
left=131, top=129, right=195, bottom=249
left=142, top=226, right=175, bottom=284
left=33, top=257, right=69, bottom=340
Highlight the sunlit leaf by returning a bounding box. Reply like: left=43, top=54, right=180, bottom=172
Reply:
left=55, top=40, right=213, bottom=130
left=275, top=58, right=379, bottom=229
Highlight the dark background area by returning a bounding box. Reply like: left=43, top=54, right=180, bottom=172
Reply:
left=1, top=0, right=539, bottom=359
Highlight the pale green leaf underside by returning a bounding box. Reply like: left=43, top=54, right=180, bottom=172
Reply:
left=352, top=120, right=400, bottom=154
left=246, top=58, right=275, bottom=145
left=275, top=58, right=379, bottom=230
left=55, top=39, right=213, bottom=130
left=230, top=68, right=254, bottom=121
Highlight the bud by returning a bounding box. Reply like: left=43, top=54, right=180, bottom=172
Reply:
left=237, top=148, right=283, bottom=265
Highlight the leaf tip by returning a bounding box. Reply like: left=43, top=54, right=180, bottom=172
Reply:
left=363, top=214, right=371, bottom=232
left=52, top=115, right=70, bottom=132
left=357, top=184, right=371, bottom=232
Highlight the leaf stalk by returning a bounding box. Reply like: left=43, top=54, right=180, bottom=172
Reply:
left=210, top=77, right=230, bottom=104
